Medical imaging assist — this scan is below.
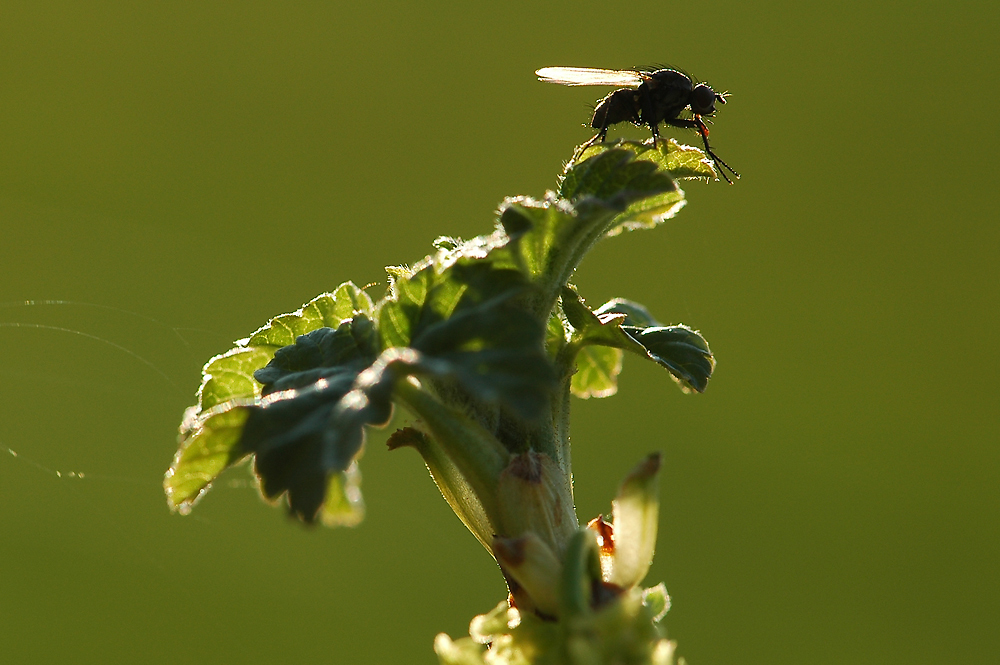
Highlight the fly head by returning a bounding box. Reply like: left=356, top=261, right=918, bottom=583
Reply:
left=690, top=83, right=725, bottom=116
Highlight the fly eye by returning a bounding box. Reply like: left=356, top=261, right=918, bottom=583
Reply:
left=691, top=84, right=717, bottom=115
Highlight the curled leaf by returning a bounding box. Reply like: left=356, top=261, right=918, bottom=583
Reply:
left=621, top=325, right=715, bottom=394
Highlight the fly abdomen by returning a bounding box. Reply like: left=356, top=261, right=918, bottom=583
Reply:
left=591, top=88, right=641, bottom=133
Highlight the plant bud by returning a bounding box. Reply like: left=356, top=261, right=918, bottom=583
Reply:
left=608, top=453, right=662, bottom=588
left=497, top=451, right=579, bottom=557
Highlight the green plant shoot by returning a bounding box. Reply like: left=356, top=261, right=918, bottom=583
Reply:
left=164, top=138, right=720, bottom=664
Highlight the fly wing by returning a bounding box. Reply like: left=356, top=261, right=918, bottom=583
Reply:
left=535, top=67, right=645, bottom=88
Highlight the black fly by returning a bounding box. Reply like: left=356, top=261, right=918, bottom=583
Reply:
left=536, top=66, right=739, bottom=183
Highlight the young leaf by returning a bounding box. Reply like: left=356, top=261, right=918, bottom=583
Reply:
left=560, top=287, right=646, bottom=355
left=565, top=139, right=717, bottom=193
left=246, top=283, right=374, bottom=349
left=499, top=197, right=620, bottom=307
left=559, top=144, right=676, bottom=203
left=164, top=285, right=376, bottom=519
left=378, top=241, right=557, bottom=419
left=320, top=463, right=365, bottom=527
left=558, top=287, right=642, bottom=399
left=593, top=298, right=658, bottom=328
left=493, top=145, right=692, bottom=317
left=193, top=284, right=375, bottom=423
left=621, top=325, right=715, bottom=394
left=235, top=290, right=556, bottom=524
left=563, top=291, right=715, bottom=394
left=378, top=240, right=526, bottom=350
left=409, top=297, right=555, bottom=420
left=165, top=404, right=252, bottom=513
left=571, top=346, right=623, bottom=399
left=198, top=347, right=274, bottom=409
left=253, top=316, right=379, bottom=390
left=545, top=309, right=569, bottom=358
left=558, top=141, right=701, bottom=236
left=608, top=452, right=662, bottom=588
left=238, top=316, right=387, bottom=522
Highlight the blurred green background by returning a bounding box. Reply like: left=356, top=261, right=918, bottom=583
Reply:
left=1, top=1, right=996, bottom=663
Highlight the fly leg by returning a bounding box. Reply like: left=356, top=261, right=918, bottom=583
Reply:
left=570, top=127, right=605, bottom=163
left=575, top=91, right=627, bottom=161
left=578, top=104, right=613, bottom=157
left=589, top=88, right=641, bottom=145
left=665, top=117, right=740, bottom=184
left=582, top=125, right=607, bottom=149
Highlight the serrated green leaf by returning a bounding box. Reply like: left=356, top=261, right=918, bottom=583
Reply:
left=238, top=316, right=390, bottom=523
left=567, top=139, right=716, bottom=189
left=594, top=298, right=659, bottom=328
left=378, top=263, right=433, bottom=349
left=561, top=287, right=642, bottom=353
left=642, top=583, right=671, bottom=623
left=240, top=364, right=393, bottom=523
left=191, top=285, right=374, bottom=417
left=165, top=284, right=378, bottom=521
left=501, top=197, right=622, bottom=281
left=410, top=300, right=556, bottom=420
left=558, top=141, right=699, bottom=237
left=320, top=462, right=365, bottom=527
left=165, top=405, right=251, bottom=512
left=375, top=238, right=557, bottom=419
left=559, top=287, right=642, bottom=399
left=246, top=282, right=374, bottom=349
left=500, top=198, right=589, bottom=282
left=331, top=281, right=376, bottom=319
left=571, top=345, right=623, bottom=399
left=563, top=290, right=715, bottom=394
left=560, top=146, right=673, bottom=203
left=238, top=289, right=554, bottom=524
left=377, top=237, right=521, bottom=349
left=253, top=316, right=379, bottom=390
left=494, top=147, right=687, bottom=316
left=498, top=197, right=623, bottom=315
left=233, top=264, right=556, bottom=523
left=622, top=325, right=715, bottom=393
left=650, top=139, right=721, bottom=180
left=545, top=310, right=568, bottom=358
left=198, top=346, right=274, bottom=410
